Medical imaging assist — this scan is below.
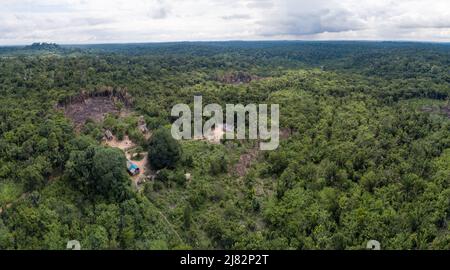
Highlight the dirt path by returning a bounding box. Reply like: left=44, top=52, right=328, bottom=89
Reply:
left=156, top=209, right=183, bottom=243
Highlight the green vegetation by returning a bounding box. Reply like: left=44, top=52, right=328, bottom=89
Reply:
left=65, top=146, right=131, bottom=202
left=0, top=41, right=449, bottom=250
left=148, top=128, right=182, bottom=170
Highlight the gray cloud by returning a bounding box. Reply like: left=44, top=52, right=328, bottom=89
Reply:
left=221, top=14, right=251, bottom=20
left=149, top=7, right=169, bottom=19
left=259, top=9, right=366, bottom=36
left=252, top=0, right=450, bottom=40
left=70, top=17, right=117, bottom=27
left=148, top=0, right=171, bottom=19
left=0, top=0, right=450, bottom=44
left=255, top=0, right=368, bottom=36
left=396, top=18, right=450, bottom=30
left=246, top=0, right=274, bottom=9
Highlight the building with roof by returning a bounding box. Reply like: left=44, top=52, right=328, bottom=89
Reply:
left=127, top=160, right=140, bottom=176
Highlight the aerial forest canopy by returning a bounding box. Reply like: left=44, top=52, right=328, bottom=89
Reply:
left=0, top=41, right=449, bottom=250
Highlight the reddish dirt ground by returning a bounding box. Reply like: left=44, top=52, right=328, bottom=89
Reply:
left=232, top=129, right=292, bottom=177
left=234, top=147, right=259, bottom=177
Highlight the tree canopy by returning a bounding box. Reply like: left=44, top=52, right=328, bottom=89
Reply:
left=0, top=41, right=449, bottom=250
left=65, top=146, right=131, bottom=202
left=148, top=128, right=182, bottom=170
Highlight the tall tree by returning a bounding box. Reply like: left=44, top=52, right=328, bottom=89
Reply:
left=148, top=128, right=181, bottom=170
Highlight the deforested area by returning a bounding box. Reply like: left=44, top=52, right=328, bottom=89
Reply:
left=0, top=41, right=449, bottom=250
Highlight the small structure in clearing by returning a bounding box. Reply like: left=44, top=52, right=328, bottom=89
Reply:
left=103, top=134, right=149, bottom=185
left=104, top=130, right=113, bottom=141
left=127, top=160, right=140, bottom=176
left=138, top=124, right=149, bottom=134
left=137, top=115, right=150, bottom=137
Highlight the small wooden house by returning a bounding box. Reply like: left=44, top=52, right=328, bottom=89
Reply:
left=105, top=130, right=113, bottom=141
left=138, top=124, right=149, bottom=134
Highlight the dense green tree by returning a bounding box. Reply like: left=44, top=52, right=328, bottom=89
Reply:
left=65, top=146, right=131, bottom=202
left=148, top=128, right=181, bottom=170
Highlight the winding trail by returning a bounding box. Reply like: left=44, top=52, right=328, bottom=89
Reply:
left=156, top=209, right=183, bottom=244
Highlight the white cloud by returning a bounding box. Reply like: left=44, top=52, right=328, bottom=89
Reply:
left=0, top=0, right=449, bottom=44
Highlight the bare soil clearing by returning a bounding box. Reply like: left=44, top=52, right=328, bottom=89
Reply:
left=218, top=72, right=261, bottom=84
left=280, top=128, right=293, bottom=140
left=104, top=135, right=136, bottom=151
left=193, top=124, right=230, bottom=144
left=128, top=153, right=148, bottom=181
left=203, top=126, right=226, bottom=144
left=62, top=96, right=120, bottom=127
left=58, top=87, right=134, bottom=129
left=234, top=147, right=259, bottom=177
left=232, top=128, right=292, bottom=177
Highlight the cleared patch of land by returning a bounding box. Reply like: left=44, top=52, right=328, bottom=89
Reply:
left=103, top=135, right=149, bottom=185
left=62, top=96, right=120, bottom=127
left=217, top=71, right=261, bottom=84
left=104, top=135, right=135, bottom=151
left=234, top=147, right=259, bottom=177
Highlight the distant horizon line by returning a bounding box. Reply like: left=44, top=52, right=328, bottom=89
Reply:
left=1, top=39, right=450, bottom=47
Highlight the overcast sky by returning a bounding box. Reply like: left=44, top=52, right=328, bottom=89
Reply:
left=1, top=0, right=450, bottom=45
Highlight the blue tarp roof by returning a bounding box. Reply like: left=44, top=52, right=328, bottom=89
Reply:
left=129, top=164, right=139, bottom=170
left=127, top=160, right=139, bottom=170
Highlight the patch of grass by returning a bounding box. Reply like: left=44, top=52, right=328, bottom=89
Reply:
left=0, top=181, right=23, bottom=207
